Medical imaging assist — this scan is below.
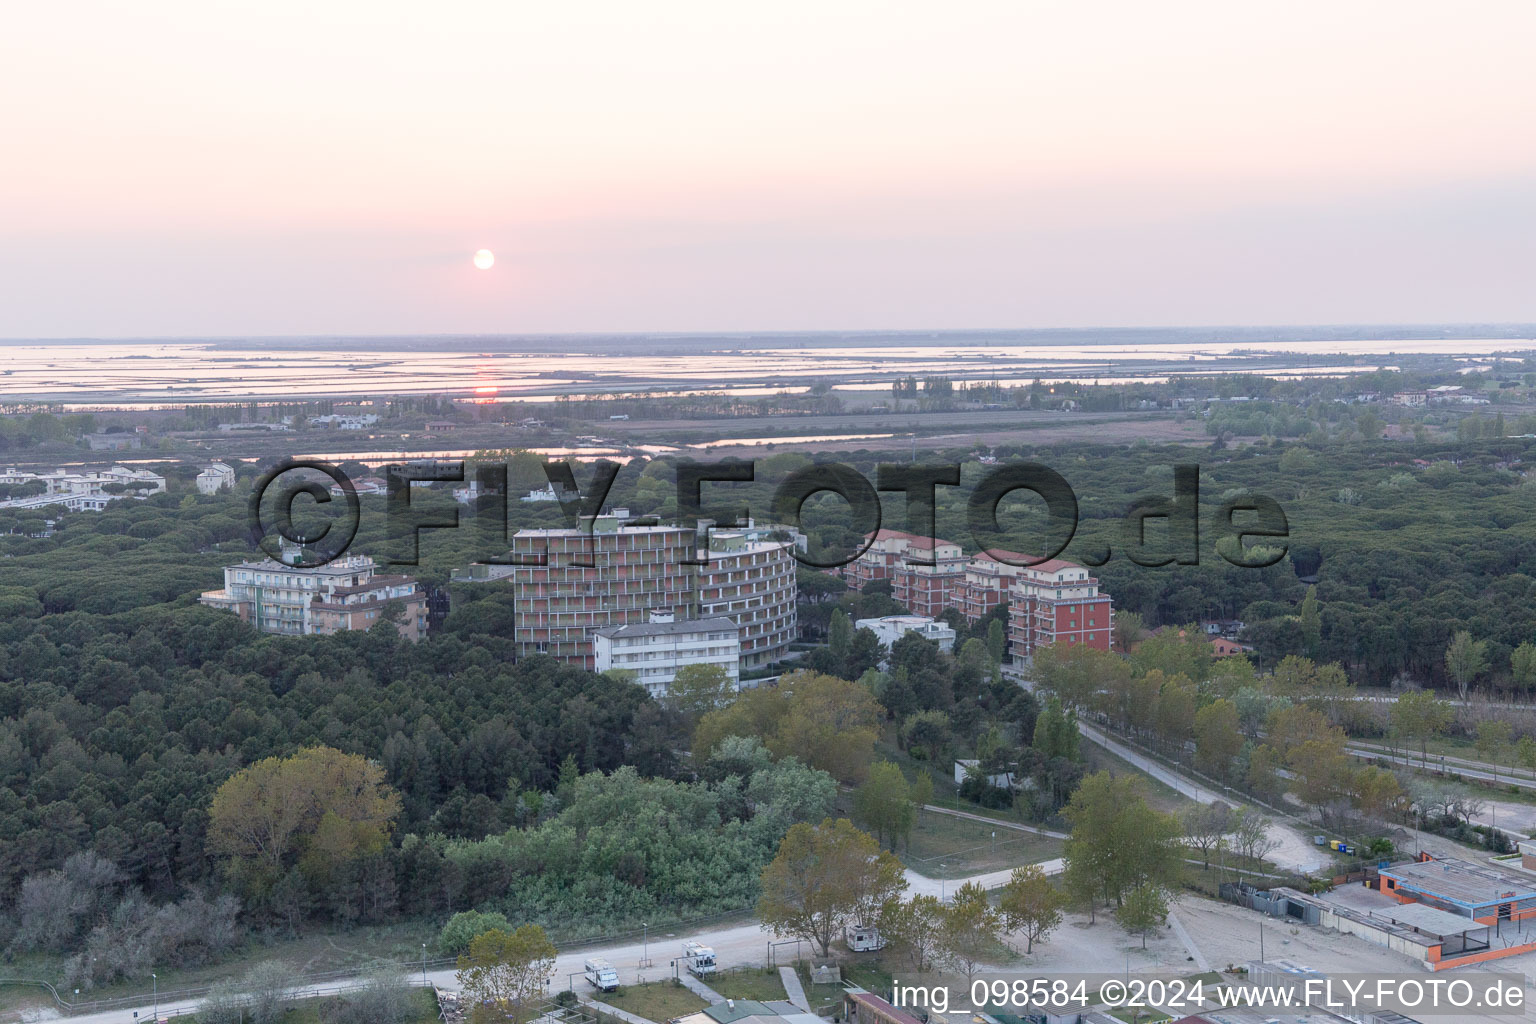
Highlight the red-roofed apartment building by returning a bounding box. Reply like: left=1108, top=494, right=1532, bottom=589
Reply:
left=1008, top=559, right=1113, bottom=665
left=850, top=532, right=1114, bottom=662
left=892, top=536, right=969, bottom=618
left=845, top=528, right=927, bottom=589
left=954, top=549, right=1031, bottom=622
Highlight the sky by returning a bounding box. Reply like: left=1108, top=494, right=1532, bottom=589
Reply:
left=2, top=1, right=1534, bottom=337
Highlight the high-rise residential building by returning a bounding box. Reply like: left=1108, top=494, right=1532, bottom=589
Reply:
left=593, top=612, right=741, bottom=699
left=199, top=554, right=428, bottom=639
left=1007, top=559, right=1113, bottom=665
left=696, top=523, right=797, bottom=669
left=844, top=528, right=923, bottom=589
left=508, top=510, right=696, bottom=667
left=499, top=511, right=799, bottom=671
left=954, top=550, right=1029, bottom=623
left=892, top=536, right=969, bottom=619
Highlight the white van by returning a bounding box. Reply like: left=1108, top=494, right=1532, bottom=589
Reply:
left=584, top=957, right=620, bottom=992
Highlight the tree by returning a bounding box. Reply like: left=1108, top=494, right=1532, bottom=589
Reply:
left=986, top=620, right=1006, bottom=666
left=1192, top=699, right=1242, bottom=780
left=1112, top=611, right=1145, bottom=654
left=1298, top=587, right=1322, bottom=659
left=878, top=894, right=946, bottom=971
left=1511, top=642, right=1536, bottom=694
left=939, top=881, right=1002, bottom=982
left=1243, top=743, right=1285, bottom=803
left=757, top=818, right=907, bottom=957
left=1115, top=884, right=1169, bottom=948
left=1032, top=696, right=1080, bottom=761
left=667, top=663, right=736, bottom=720
left=1390, top=691, right=1453, bottom=765
left=1289, top=739, right=1351, bottom=812
left=1264, top=704, right=1342, bottom=760
left=910, top=773, right=934, bottom=819
left=1032, top=643, right=1128, bottom=710
left=1181, top=802, right=1232, bottom=871
left=1349, top=765, right=1402, bottom=824
left=1061, top=772, right=1182, bottom=914
left=693, top=671, right=885, bottom=783
left=998, top=864, right=1065, bottom=953
left=1230, top=809, right=1280, bottom=864
left=244, top=961, right=295, bottom=1024
left=1475, top=720, right=1514, bottom=784
left=768, top=672, right=885, bottom=784
left=328, top=970, right=415, bottom=1024
left=456, top=924, right=557, bottom=1024
left=207, top=747, right=401, bottom=903
left=1445, top=631, right=1488, bottom=700
left=1154, top=677, right=1197, bottom=754
left=1517, top=735, right=1536, bottom=781
left=440, top=909, right=513, bottom=956
left=828, top=609, right=853, bottom=655
left=853, top=762, right=917, bottom=850
left=1131, top=627, right=1211, bottom=683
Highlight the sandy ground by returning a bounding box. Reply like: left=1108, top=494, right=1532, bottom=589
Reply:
left=1078, top=723, right=1330, bottom=874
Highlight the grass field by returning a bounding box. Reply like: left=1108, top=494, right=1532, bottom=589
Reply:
left=711, top=967, right=788, bottom=1002
left=591, top=980, right=708, bottom=1022
left=798, top=962, right=893, bottom=1013
left=258, top=987, right=441, bottom=1023
left=829, top=789, right=1063, bottom=877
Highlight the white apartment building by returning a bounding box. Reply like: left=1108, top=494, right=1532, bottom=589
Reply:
left=308, top=413, right=379, bottom=429
left=592, top=613, right=741, bottom=699
left=199, top=554, right=427, bottom=639
left=0, top=465, right=166, bottom=511
left=196, top=462, right=237, bottom=494
left=855, top=614, right=957, bottom=654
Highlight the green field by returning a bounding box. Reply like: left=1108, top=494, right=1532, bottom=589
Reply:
left=591, top=980, right=708, bottom=1022
left=712, top=967, right=789, bottom=1002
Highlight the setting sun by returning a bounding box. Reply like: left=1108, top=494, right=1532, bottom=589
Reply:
left=473, top=249, right=494, bottom=270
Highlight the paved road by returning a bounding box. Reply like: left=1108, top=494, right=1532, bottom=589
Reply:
left=778, top=967, right=810, bottom=1012
left=1077, top=722, right=1329, bottom=874
left=919, top=802, right=1069, bottom=840
left=1348, top=743, right=1536, bottom=790
left=1346, top=745, right=1535, bottom=839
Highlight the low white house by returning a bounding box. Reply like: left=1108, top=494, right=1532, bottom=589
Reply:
left=593, top=613, right=740, bottom=700
left=954, top=758, right=1017, bottom=789
left=854, top=614, right=956, bottom=654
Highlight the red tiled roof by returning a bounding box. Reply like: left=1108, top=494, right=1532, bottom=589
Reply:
left=863, top=528, right=955, bottom=545
left=1024, top=557, right=1083, bottom=572
left=973, top=548, right=1038, bottom=564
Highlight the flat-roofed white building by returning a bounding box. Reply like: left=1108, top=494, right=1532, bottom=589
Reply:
left=593, top=613, right=740, bottom=700
left=855, top=614, right=956, bottom=654
left=196, top=462, right=237, bottom=494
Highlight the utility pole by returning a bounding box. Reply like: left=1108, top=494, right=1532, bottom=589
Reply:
left=1259, top=922, right=1265, bottom=962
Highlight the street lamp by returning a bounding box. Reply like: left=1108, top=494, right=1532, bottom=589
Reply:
left=152, top=972, right=158, bottom=1022
left=422, top=943, right=428, bottom=987
left=643, top=923, right=649, bottom=967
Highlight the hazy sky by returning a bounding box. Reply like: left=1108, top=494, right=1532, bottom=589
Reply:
left=3, top=1, right=1534, bottom=337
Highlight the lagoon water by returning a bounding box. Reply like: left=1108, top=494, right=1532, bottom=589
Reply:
left=1, top=331, right=1531, bottom=407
